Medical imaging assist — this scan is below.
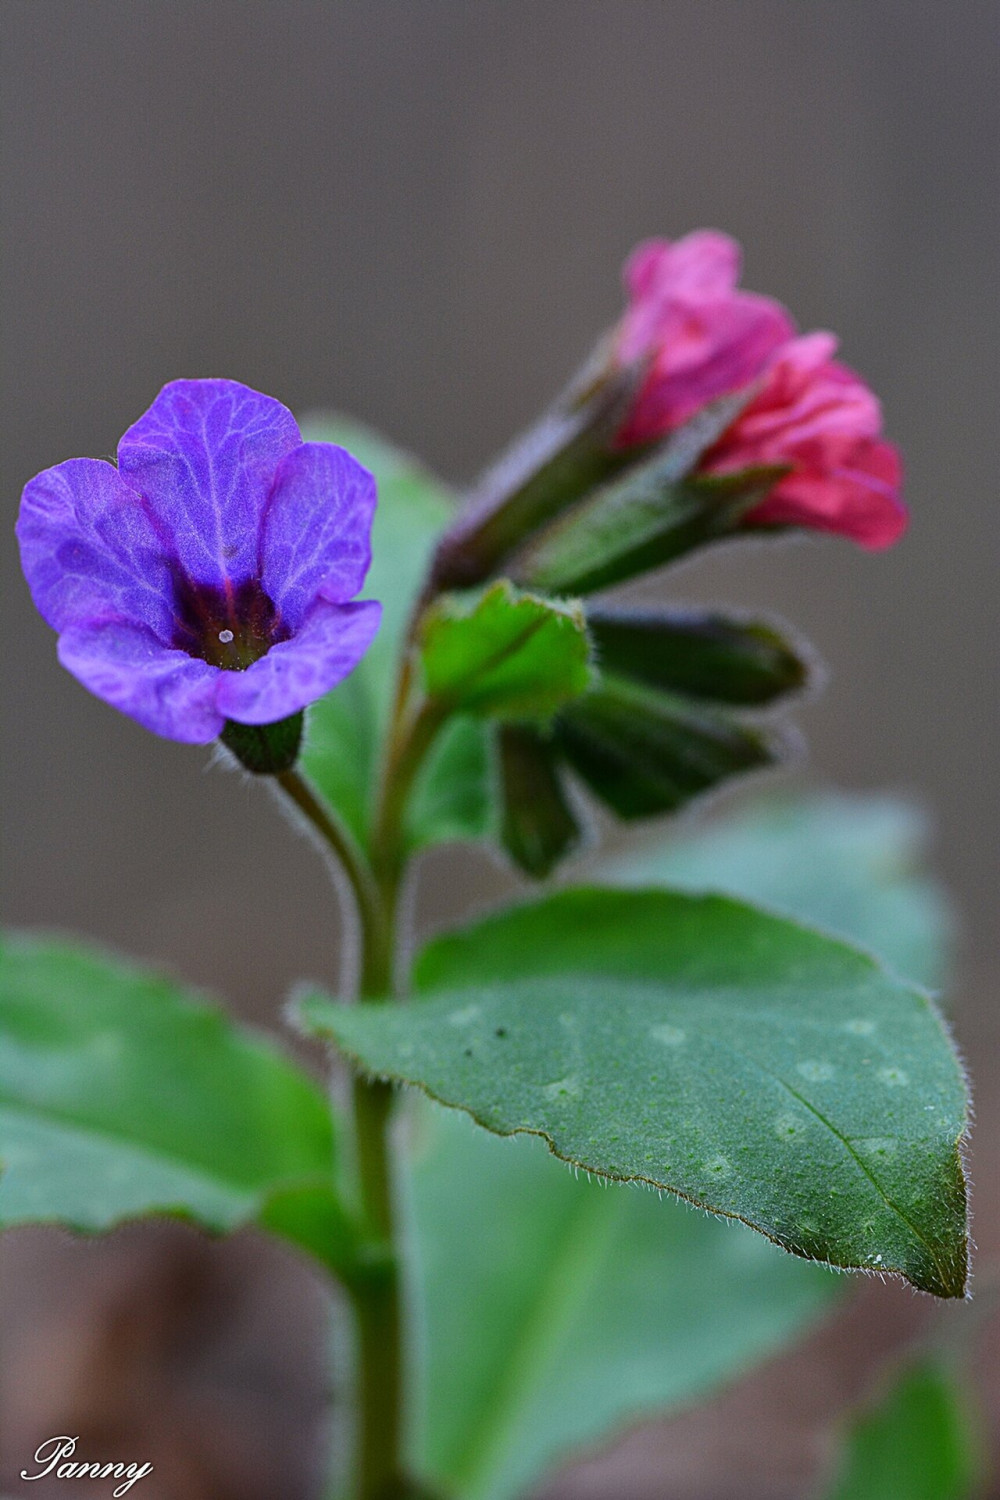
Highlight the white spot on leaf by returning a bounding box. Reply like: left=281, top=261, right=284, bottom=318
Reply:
left=542, top=1075, right=582, bottom=1102
left=856, top=1136, right=898, bottom=1160
left=650, top=1024, right=686, bottom=1047
left=796, top=1059, right=834, bottom=1082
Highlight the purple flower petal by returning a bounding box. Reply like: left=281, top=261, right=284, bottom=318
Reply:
left=57, top=621, right=225, bottom=743
left=117, top=379, right=301, bottom=593
left=20, top=380, right=382, bottom=747
left=17, top=458, right=179, bottom=639
left=215, top=599, right=382, bottom=725
left=260, top=443, right=377, bottom=629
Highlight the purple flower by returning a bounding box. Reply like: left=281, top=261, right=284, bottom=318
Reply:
left=17, top=379, right=381, bottom=744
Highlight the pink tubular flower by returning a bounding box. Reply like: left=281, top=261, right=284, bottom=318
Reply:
left=701, top=332, right=908, bottom=549
left=615, top=231, right=795, bottom=446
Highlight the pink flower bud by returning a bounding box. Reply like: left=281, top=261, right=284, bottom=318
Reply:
left=701, top=332, right=908, bottom=548
left=615, top=231, right=794, bottom=446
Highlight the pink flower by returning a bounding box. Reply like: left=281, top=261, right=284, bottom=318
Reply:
left=701, top=332, right=908, bottom=549
left=615, top=231, right=794, bottom=446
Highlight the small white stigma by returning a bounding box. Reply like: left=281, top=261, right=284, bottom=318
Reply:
left=218, top=629, right=234, bottom=643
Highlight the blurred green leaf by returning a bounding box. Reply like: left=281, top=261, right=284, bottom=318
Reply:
left=407, top=715, right=495, bottom=852
left=600, top=792, right=952, bottom=990
left=497, top=723, right=581, bottom=878
left=408, top=1105, right=839, bottom=1500
left=821, top=1358, right=980, bottom=1500
left=556, top=672, right=781, bottom=819
left=0, top=933, right=357, bottom=1275
left=303, top=888, right=970, bottom=1298
left=300, top=415, right=454, bottom=847
left=588, top=605, right=809, bottom=705
left=420, top=581, right=592, bottom=722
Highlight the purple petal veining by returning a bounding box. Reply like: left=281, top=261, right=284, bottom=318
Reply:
left=17, top=378, right=381, bottom=743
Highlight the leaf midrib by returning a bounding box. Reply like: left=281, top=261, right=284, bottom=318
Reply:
left=440, top=608, right=555, bottom=705
left=545, top=1008, right=955, bottom=1280
left=748, top=1059, right=954, bottom=1285
left=449, top=1176, right=621, bottom=1497
left=623, top=1012, right=956, bottom=1286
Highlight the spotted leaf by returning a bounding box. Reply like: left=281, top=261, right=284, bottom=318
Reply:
left=301, top=888, right=970, bottom=1298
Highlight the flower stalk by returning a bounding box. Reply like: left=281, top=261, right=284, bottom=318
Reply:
left=274, top=774, right=408, bottom=1497
left=275, top=771, right=407, bottom=1499
left=275, top=666, right=447, bottom=1498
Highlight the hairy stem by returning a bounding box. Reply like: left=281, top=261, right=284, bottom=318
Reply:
left=275, top=768, right=387, bottom=988
left=275, top=758, right=421, bottom=1499
left=349, top=1072, right=406, bottom=1499
left=370, top=691, right=448, bottom=894
left=349, top=848, right=407, bottom=1500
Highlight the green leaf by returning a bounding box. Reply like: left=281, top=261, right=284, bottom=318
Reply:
left=497, top=724, right=581, bottom=878
left=302, top=888, right=970, bottom=1298
left=300, top=416, right=454, bottom=847
left=588, top=605, right=810, bottom=705
left=0, top=932, right=357, bottom=1275
left=407, top=715, right=495, bottom=852
left=821, top=1358, right=981, bottom=1500
left=556, top=672, right=782, bottom=819
left=408, top=1104, right=838, bottom=1500
left=419, top=580, right=592, bottom=722
left=600, top=792, right=952, bottom=990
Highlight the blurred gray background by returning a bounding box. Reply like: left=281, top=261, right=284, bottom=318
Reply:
left=1, top=3, right=998, bottom=1497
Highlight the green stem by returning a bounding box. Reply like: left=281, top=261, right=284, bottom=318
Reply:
left=274, top=764, right=416, bottom=1499
left=349, top=1073, right=406, bottom=1499
left=370, top=692, right=448, bottom=894
left=349, top=850, right=407, bottom=1500
left=275, top=612, right=449, bottom=1497
left=275, top=768, right=387, bottom=984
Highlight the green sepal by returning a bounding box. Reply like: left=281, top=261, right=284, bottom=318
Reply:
left=516, top=465, right=785, bottom=596
left=555, top=672, right=782, bottom=819
left=429, top=350, right=644, bottom=591
left=510, top=388, right=786, bottom=595
left=497, top=723, right=581, bottom=878
left=419, top=580, right=592, bottom=723
left=588, top=605, right=810, bottom=705
left=221, top=711, right=303, bottom=775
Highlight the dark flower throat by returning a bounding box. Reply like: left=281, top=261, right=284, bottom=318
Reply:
left=171, top=573, right=288, bottom=670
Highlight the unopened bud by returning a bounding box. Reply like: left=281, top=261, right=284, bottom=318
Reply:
left=429, top=346, right=646, bottom=593
left=512, top=394, right=781, bottom=596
